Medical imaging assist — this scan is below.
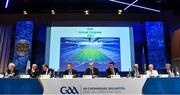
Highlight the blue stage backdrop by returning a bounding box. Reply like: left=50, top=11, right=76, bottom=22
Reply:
left=9, top=22, right=168, bottom=75
left=132, top=24, right=147, bottom=73
left=31, top=25, right=47, bottom=68
left=13, top=21, right=33, bottom=73
left=145, top=22, right=167, bottom=70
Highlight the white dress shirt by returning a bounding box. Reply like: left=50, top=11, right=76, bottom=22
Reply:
left=146, top=70, right=158, bottom=77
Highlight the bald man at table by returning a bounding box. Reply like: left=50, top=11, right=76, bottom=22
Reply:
left=64, top=63, right=78, bottom=78
left=84, top=62, right=99, bottom=78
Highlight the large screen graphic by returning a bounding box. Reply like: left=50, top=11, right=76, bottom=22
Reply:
left=46, top=27, right=134, bottom=71
left=60, top=37, right=120, bottom=71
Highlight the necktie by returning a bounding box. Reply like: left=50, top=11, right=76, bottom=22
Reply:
left=111, top=68, right=115, bottom=75
left=90, top=69, right=93, bottom=75
left=135, top=70, right=139, bottom=75
left=68, top=70, right=72, bottom=75
left=46, top=71, right=48, bottom=75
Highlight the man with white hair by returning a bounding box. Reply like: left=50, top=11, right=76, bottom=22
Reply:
left=85, top=62, right=99, bottom=78
left=27, top=64, right=40, bottom=78
left=64, top=63, right=78, bottom=78
left=4, top=63, right=19, bottom=78
left=163, top=63, right=176, bottom=77
left=146, top=64, right=158, bottom=77
left=42, top=64, right=54, bottom=78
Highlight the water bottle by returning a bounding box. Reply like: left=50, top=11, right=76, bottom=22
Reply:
left=127, top=68, right=132, bottom=78
left=176, top=67, right=179, bottom=77
left=134, top=73, right=137, bottom=78
left=170, top=68, right=175, bottom=77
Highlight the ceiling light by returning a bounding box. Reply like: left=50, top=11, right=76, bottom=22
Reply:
left=23, top=10, right=27, bottom=15
left=118, top=10, right=122, bottom=15
left=51, top=10, right=55, bottom=15
left=84, top=10, right=89, bottom=15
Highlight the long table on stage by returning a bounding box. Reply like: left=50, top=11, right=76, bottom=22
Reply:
left=0, top=77, right=180, bottom=94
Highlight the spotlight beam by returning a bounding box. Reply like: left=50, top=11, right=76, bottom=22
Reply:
left=110, top=0, right=160, bottom=12
left=124, top=0, right=138, bottom=11
left=5, top=0, right=10, bottom=8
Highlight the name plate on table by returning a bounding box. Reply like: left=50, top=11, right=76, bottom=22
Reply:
left=83, top=75, right=92, bottom=79
left=19, top=75, right=30, bottom=78
left=0, top=74, right=4, bottom=78
left=40, top=75, right=50, bottom=79
left=63, top=75, right=74, bottom=79
left=159, top=74, right=169, bottom=78
left=140, top=75, right=148, bottom=78
left=110, top=75, right=121, bottom=79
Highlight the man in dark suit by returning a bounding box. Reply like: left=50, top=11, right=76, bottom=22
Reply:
left=85, top=62, right=99, bottom=78
left=4, top=63, right=19, bottom=78
left=131, top=64, right=141, bottom=78
left=64, top=63, right=78, bottom=78
left=27, top=64, right=40, bottom=78
left=163, top=63, right=176, bottom=77
left=105, top=61, right=119, bottom=78
left=42, top=64, right=54, bottom=78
